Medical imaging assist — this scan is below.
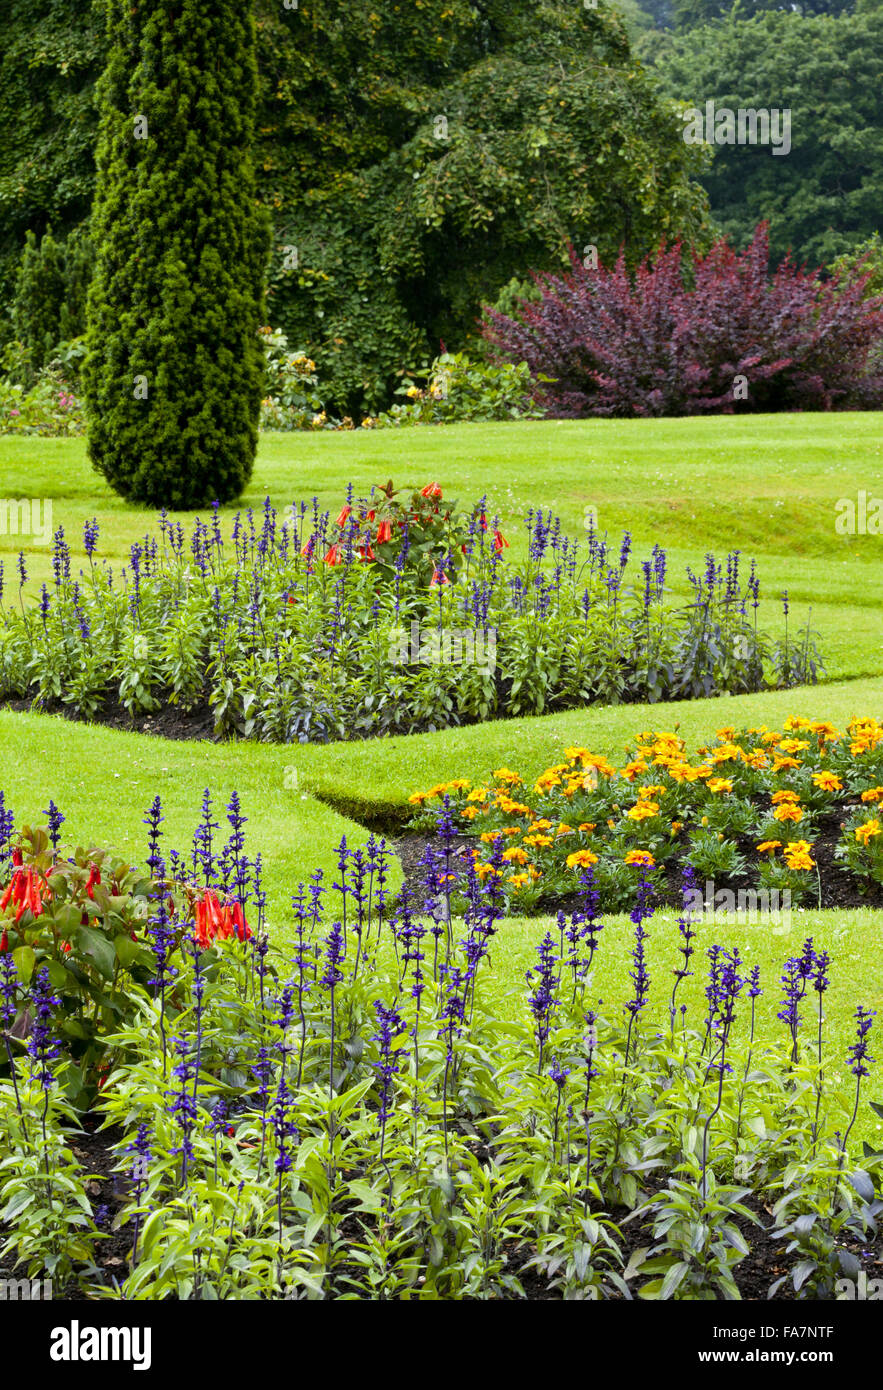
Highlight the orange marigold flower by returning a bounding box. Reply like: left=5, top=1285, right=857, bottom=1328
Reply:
left=624, top=850, right=655, bottom=867
left=855, top=819, right=881, bottom=845
left=812, top=771, right=843, bottom=792
left=773, top=803, right=804, bottom=822
left=756, top=840, right=781, bottom=853
left=566, top=849, right=599, bottom=869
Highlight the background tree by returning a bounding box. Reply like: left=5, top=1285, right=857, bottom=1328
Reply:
left=83, top=0, right=269, bottom=507
left=642, top=0, right=883, bottom=264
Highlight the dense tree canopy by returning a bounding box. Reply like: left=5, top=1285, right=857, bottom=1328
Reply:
left=643, top=0, right=883, bottom=264
left=0, top=0, right=710, bottom=413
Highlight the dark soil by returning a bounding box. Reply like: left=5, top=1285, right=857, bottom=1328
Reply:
left=4, top=1117, right=877, bottom=1301
left=390, top=816, right=883, bottom=917
left=1, top=693, right=217, bottom=743
left=0, top=1115, right=133, bottom=1299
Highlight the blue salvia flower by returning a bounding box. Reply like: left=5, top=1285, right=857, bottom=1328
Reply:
left=84, top=516, right=99, bottom=558
left=527, top=932, right=559, bottom=1073
left=847, top=1007, right=876, bottom=1079
left=42, top=800, right=65, bottom=853
left=28, top=967, right=61, bottom=1090
left=0, top=791, right=16, bottom=867
left=372, top=999, right=406, bottom=1135
left=143, top=796, right=165, bottom=876
left=167, top=1034, right=198, bottom=1184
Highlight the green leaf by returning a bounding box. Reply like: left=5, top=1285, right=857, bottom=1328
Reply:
left=74, top=925, right=116, bottom=979
left=12, top=945, right=35, bottom=985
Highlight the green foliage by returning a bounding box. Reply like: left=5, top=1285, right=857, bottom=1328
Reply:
left=82, top=0, right=269, bottom=508
left=645, top=4, right=883, bottom=266
left=377, top=352, right=544, bottom=426
left=0, top=373, right=84, bottom=437
left=830, top=233, right=883, bottom=298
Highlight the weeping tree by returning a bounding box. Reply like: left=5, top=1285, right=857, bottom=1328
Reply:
left=83, top=0, right=269, bottom=508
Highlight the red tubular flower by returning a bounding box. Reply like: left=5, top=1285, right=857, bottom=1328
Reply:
left=429, top=567, right=449, bottom=588
left=479, top=512, right=488, bottom=531
left=86, top=864, right=101, bottom=900
left=324, top=544, right=341, bottom=566
left=299, top=536, right=314, bottom=558
left=231, top=902, right=251, bottom=942
left=61, top=941, right=72, bottom=954
left=376, top=519, right=392, bottom=544
left=421, top=482, right=442, bottom=498
left=493, top=529, right=509, bottom=553
left=11, top=848, right=22, bottom=867
left=366, top=509, right=376, bottom=522
left=357, top=542, right=376, bottom=562
left=0, top=930, right=7, bottom=953
left=335, top=504, right=352, bottom=528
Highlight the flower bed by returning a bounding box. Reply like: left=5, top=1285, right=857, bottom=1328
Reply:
left=0, top=792, right=881, bottom=1300
left=405, top=716, right=883, bottom=913
left=0, top=484, right=821, bottom=743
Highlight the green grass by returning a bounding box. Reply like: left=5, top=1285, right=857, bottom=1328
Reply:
left=0, top=710, right=401, bottom=915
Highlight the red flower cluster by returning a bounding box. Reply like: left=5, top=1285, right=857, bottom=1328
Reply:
left=1, top=865, right=50, bottom=924
left=193, top=890, right=251, bottom=949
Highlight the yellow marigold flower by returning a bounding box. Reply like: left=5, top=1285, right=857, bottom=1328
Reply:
left=809, top=721, right=838, bottom=739
left=529, top=867, right=542, bottom=881
left=492, top=767, right=522, bottom=785
left=707, top=778, right=733, bottom=794
left=778, top=739, right=810, bottom=754
left=624, top=850, right=655, bottom=867
left=671, top=820, right=683, bottom=832
left=812, top=772, right=842, bottom=792
left=564, top=746, right=591, bottom=764
left=475, top=862, right=500, bottom=879
left=756, top=840, right=782, bottom=853
left=773, top=803, right=803, bottom=822
left=861, top=787, right=883, bottom=804
left=855, top=819, right=882, bottom=845
left=466, top=786, right=488, bottom=802
left=716, top=727, right=736, bottom=740
left=507, top=873, right=531, bottom=888
left=607, top=818, right=616, bottom=829
left=772, top=790, right=800, bottom=804
left=566, top=849, right=599, bottom=869
left=622, top=760, right=649, bottom=781
left=556, top=823, right=574, bottom=836
left=783, top=840, right=815, bottom=870
left=711, top=742, right=746, bottom=764
left=444, top=779, right=470, bottom=791
left=694, top=766, right=712, bottom=779
left=408, top=792, right=427, bottom=804
left=772, top=756, right=801, bottom=772
left=747, top=751, right=769, bottom=770
left=531, top=818, right=553, bottom=831
left=480, top=831, right=502, bottom=843
left=761, top=731, right=782, bottom=745
left=460, top=807, right=479, bottom=820
left=502, top=847, right=528, bottom=864
left=627, top=802, right=659, bottom=821
left=784, top=716, right=813, bottom=730
left=534, top=772, right=562, bottom=792
left=578, top=822, right=596, bottom=833
left=499, top=826, right=522, bottom=836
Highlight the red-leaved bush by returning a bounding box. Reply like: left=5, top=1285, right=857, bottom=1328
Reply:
left=481, top=224, right=883, bottom=416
